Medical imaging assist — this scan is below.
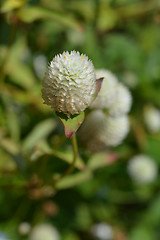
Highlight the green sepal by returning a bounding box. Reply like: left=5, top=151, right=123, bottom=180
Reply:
left=56, top=111, right=85, bottom=138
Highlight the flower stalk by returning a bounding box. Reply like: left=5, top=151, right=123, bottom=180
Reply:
left=54, top=133, right=78, bottom=183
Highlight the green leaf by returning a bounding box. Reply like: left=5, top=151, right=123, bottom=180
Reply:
left=17, top=6, right=84, bottom=31
left=22, top=118, right=57, bottom=151
left=130, top=225, right=155, bottom=240
left=56, top=111, right=85, bottom=138
left=56, top=150, right=85, bottom=170
left=1, top=0, right=27, bottom=13
left=0, top=137, right=26, bottom=171
left=0, top=137, right=20, bottom=155
left=33, top=141, right=85, bottom=170
left=143, top=135, right=160, bottom=163
left=56, top=171, right=92, bottom=189
left=143, top=193, right=160, bottom=226
left=88, top=152, right=118, bottom=170
left=5, top=106, right=20, bottom=142
left=97, top=7, right=118, bottom=31
left=0, top=148, right=17, bottom=171
left=5, top=37, right=36, bottom=90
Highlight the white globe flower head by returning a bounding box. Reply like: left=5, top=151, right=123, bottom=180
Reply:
left=143, top=105, right=160, bottom=133
left=109, top=83, right=132, bottom=117
left=91, top=69, right=118, bottom=109
left=79, top=110, right=130, bottom=151
left=127, top=154, right=158, bottom=184
left=101, top=114, right=130, bottom=147
left=42, top=51, right=100, bottom=118
left=29, top=224, right=60, bottom=240
left=91, top=223, right=114, bottom=240
left=79, top=110, right=107, bottom=151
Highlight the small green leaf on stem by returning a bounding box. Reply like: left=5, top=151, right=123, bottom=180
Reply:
left=56, top=111, right=85, bottom=138
left=56, top=171, right=92, bottom=189
left=88, top=152, right=118, bottom=170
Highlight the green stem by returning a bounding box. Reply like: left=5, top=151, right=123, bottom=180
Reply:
left=54, top=133, right=78, bottom=183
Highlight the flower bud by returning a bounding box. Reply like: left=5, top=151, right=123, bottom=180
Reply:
left=91, top=69, right=118, bottom=109
left=143, top=105, right=160, bottom=133
left=127, top=154, right=158, bottom=184
left=29, top=224, right=60, bottom=240
left=109, top=83, right=132, bottom=117
left=42, top=51, right=97, bottom=118
left=79, top=110, right=130, bottom=151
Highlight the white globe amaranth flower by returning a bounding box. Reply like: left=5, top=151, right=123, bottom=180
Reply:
left=91, top=223, right=114, bottom=240
left=79, top=110, right=107, bottom=151
left=79, top=110, right=130, bottom=151
left=143, top=105, right=160, bottom=133
left=42, top=51, right=98, bottom=118
left=91, top=69, right=118, bottom=109
left=127, top=154, right=158, bottom=184
left=29, top=224, right=60, bottom=240
left=101, top=114, right=130, bottom=147
left=109, top=83, right=132, bottom=117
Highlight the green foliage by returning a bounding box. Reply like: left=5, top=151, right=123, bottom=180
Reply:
left=0, top=0, right=160, bottom=239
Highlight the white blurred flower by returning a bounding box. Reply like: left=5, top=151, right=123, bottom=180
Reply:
left=143, top=105, right=160, bottom=133
left=42, top=51, right=97, bottom=118
left=109, top=83, right=132, bottom=117
left=34, top=55, right=47, bottom=79
left=79, top=110, right=106, bottom=151
left=79, top=110, right=130, bottom=151
left=127, top=154, right=158, bottom=184
left=91, top=69, right=118, bottom=109
left=91, top=223, right=113, bottom=240
left=101, top=114, right=130, bottom=147
left=18, top=222, right=31, bottom=235
left=29, top=224, right=60, bottom=240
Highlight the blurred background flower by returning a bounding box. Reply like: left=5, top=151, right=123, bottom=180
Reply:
left=143, top=105, right=160, bottom=133
left=127, top=154, right=158, bottom=184
left=28, top=224, right=60, bottom=240
left=91, top=69, right=118, bottom=109
left=91, top=222, right=114, bottom=240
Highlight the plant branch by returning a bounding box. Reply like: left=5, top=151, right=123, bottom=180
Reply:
left=54, top=133, right=78, bottom=183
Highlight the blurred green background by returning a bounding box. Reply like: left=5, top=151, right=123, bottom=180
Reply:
left=0, top=0, right=160, bottom=239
